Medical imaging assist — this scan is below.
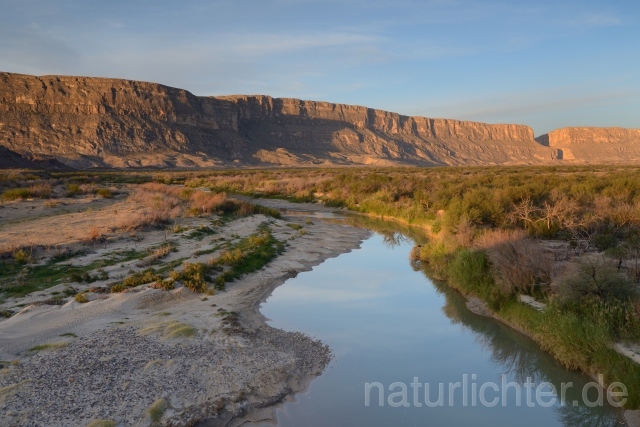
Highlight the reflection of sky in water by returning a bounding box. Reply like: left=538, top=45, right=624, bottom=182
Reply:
left=256, top=233, right=622, bottom=427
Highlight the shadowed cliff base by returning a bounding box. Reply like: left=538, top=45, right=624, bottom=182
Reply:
left=1, top=72, right=639, bottom=169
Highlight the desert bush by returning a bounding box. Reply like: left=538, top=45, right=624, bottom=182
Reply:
left=94, top=188, right=113, bottom=198
left=253, top=204, right=282, bottom=219
left=66, top=183, right=80, bottom=196
left=28, top=183, right=52, bottom=198
left=74, top=293, right=88, bottom=303
left=557, top=258, right=638, bottom=303
left=447, top=249, right=493, bottom=294
left=122, top=268, right=162, bottom=288
left=110, top=283, right=126, bottom=293
left=85, top=421, right=117, bottom=427
left=109, top=269, right=162, bottom=293
left=150, top=280, right=175, bottom=291
left=147, top=398, right=167, bottom=422
left=478, top=230, right=552, bottom=295
left=12, top=249, right=30, bottom=264
left=87, top=226, right=102, bottom=241
left=533, top=306, right=611, bottom=370
left=144, top=243, right=173, bottom=264
left=2, top=188, right=31, bottom=201
left=218, top=248, right=245, bottom=266
left=118, top=186, right=182, bottom=230
left=189, top=191, right=226, bottom=214
left=594, top=231, right=617, bottom=251
left=170, top=263, right=210, bottom=293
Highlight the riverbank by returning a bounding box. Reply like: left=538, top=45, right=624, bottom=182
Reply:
left=0, top=198, right=370, bottom=426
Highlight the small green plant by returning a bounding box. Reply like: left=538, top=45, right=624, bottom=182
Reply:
left=28, top=342, right=69, bottom=352
left=63, top=287, right=77, bottom=296
left=85, top=420, right=117, bottom=427
left=287, top=223, right=303, bottom=231
left=170, top=263, right=210, bottom=293
left=1, top=188, right=31, bottom=201
left=69, top=271, right=100, bottom=283
left=94, top=188, right=113, bottom=198
left=74, top=293, right=88, bottom=303
left=60, top=332, right=77, bottom=338
left=66, top=183, right=80, bottom=197
left=305, top=219, right=314, bottom=225
left=12, top=249, right=30, bottom=264
left=110, top=283, right=126, bottom=293
left=110, top=268, right=163, bottom=292
left=147, top=398, right=167, bottom=423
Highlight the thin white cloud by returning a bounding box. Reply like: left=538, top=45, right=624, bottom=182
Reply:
left=573, top=13, right=623, bottom=27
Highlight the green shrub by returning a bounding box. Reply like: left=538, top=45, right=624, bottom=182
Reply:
left=111, top=283, right=126, bottom=293
left=254, top=204, right=282, bottom=219
left=74, top=293, right=88, bottom=303
left=557, top=259, right=637, bottom=303
left=66, top=183, right=80, bottom=196
left=63, top=287, right=77, bottom=296
left=534, top=306, right=611, bottom=371
left=122, top=268, right=161, bottom=287
left=147, top=398, right=167, bottom=422
left=594, top=232, right=617, bottom=251
left=170, top=263, right=210, bottom=293
left=447, top=249, right=493, bottom=294
left=85, top=421, right=117, bottom=427
left=12, top=249, right=30, bottom=264
left=2, top=188, right=31, bottom=201
left=94, top=188, right=113, bottom=198
left=218, top=248, right=245, bottom=266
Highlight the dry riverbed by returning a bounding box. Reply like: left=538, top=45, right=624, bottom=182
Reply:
left=0, top=197, right=370, bottom=427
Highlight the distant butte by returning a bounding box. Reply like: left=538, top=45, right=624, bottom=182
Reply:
left=1, top=72, right=639, bottom=169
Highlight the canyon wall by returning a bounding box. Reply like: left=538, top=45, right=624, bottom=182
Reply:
left=535, top=128, right=640, bottom=162
left=1, top=72, right=637, bottom=168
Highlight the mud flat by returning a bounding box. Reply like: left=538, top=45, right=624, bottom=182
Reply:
left=0, top=198, right=369, bottom=427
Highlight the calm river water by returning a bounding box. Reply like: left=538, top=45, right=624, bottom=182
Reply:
left=257, top=230, right=623, bottom=427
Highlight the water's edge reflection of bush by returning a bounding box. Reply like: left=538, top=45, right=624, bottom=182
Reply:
left=345, top=215, right=620, bottom=427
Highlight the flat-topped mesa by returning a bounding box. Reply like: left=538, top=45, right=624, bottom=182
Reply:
left=215, top=95, right=535, bottom=142
left=536, top=127, right=640, bottom=146
left=535, top=127, right=640, bottom=163
left=0, top=71, right=558, bottom=168
left=0, top=72, right=238, bottom=129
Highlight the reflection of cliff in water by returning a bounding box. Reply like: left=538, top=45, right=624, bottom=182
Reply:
left=427, top=278, right=621, bottom=427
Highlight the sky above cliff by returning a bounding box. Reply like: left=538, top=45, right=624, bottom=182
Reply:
left=1, top=0, right=638, bottom=135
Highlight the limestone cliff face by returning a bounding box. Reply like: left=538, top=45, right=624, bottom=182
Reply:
left=0, top=72, right=572, bottom=168
left=535, top=128, right=640, bottom=162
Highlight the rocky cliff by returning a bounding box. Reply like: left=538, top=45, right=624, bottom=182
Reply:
left=535, top=128, right=640, bottom=162
left=0, top=72, right=635, bottom=169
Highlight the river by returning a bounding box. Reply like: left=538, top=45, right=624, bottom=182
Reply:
left=255, top=226, right=623, bottom=426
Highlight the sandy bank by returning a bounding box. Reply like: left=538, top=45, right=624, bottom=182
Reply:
left=0, top=199, right=370, bottom=427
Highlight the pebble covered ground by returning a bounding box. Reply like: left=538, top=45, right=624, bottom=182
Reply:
left=0, top=325, right=330, bottom=427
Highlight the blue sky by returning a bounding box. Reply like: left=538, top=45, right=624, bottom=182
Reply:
left=1, top=0, right=638, bottom=135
